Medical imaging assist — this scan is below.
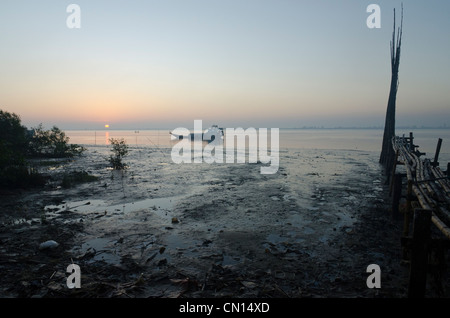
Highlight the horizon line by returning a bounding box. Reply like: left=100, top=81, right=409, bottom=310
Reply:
left=58, top=125, right=450, bottom=131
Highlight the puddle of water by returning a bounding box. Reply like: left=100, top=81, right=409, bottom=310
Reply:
left=45, top=196, right=179, bottom=217
left=161, top=233, right=203, bottom=263
left=335, top=211, right=356, bottom=228
left=78, top=237, right=121, bottom=264
left=165, top=233, right=192, bottom=251
left=266, top=233, right=287, bottom=245
left=222, top=253, right=240, bottom=266
left=48, top=197, right=182, bottom=265
left=45, top=200, right=104, bottom=213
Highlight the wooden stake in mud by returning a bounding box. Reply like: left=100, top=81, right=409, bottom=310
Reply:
left=409, top=132, right=414, bottom=151
left=408, top=208, right=432, bottom=298
left=433, top=138, right=442, bottom=167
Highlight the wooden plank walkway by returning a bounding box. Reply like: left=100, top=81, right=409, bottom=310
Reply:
left=390, top=133, right=450, bottom=297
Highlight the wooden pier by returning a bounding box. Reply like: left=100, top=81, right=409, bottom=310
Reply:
left=390, top=132, right=450, bottom=297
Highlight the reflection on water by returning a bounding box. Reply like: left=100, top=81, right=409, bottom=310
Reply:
left=69, top=130, right=171, bottom=148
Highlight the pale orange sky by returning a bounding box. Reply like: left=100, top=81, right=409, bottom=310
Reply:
left=1, top=1, right=449, bottom=129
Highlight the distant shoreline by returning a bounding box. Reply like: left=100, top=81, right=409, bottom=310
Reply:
left=61, top=126, right=450, bottom=131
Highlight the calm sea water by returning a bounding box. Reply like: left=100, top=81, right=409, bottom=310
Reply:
left=65, top=129, right=450, bottom=164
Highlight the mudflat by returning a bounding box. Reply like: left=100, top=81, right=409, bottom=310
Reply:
left=0, top=145, right=448, bottom=298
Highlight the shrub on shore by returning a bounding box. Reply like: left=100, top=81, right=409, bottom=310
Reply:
left=0, top=109, right=85, bottom=189
left=108, top=138, right=129, bottom=170
left=28, top=124, right=86, bottom=158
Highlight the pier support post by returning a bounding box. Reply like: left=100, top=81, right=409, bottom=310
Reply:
left=432, top=138, right=442, bottom=167
left=392, top=173, right=403, bottom=220
left=409, top=132, right=414, bottom=151
left=389, top=150, right=399, bottom=196
left=403, top=180, right=413, bottom=237
left=408, top=208, right=431, bottom=298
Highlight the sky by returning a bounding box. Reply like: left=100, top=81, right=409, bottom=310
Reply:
left=0, top=0, right=449, bottom=130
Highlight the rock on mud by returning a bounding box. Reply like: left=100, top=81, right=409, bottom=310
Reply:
left=39, top=240, right=60, bottom=250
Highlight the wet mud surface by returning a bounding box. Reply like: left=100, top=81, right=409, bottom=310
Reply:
left=1, top=145, right=449, bottom=298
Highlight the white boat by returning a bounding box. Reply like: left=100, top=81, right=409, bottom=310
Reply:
left=170, top=125, right=223, bottom=142
left=202, top=125, right=224, bottom=142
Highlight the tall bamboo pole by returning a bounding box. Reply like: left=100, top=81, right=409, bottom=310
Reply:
left=380, top=5, right=404, bottom=177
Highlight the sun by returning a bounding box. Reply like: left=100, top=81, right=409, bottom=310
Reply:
left=105, top=124, right=110, bottom=128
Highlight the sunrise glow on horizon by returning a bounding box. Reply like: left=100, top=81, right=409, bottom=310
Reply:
left=1, top=1, right=450, bottom=130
